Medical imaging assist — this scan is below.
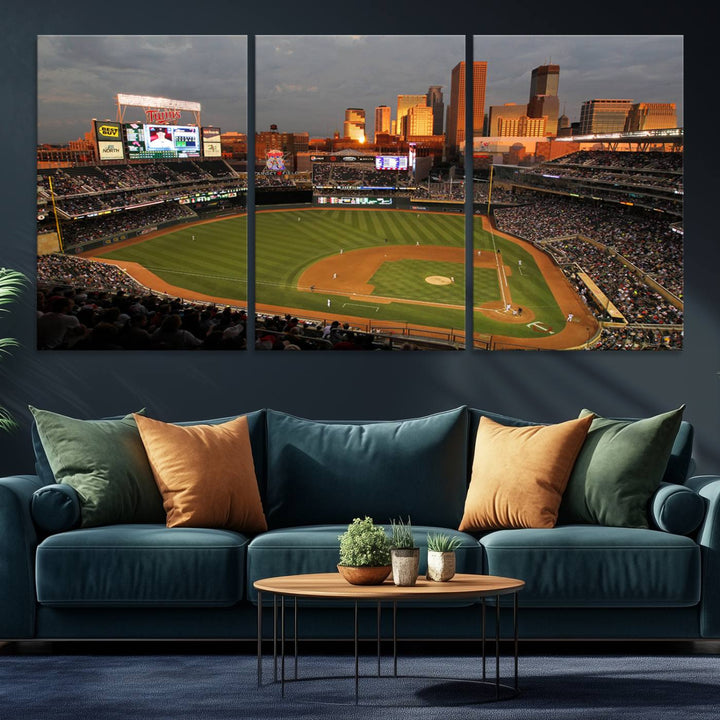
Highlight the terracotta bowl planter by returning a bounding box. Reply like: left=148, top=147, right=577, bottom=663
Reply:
left=337, top=564, right=392, bottom=585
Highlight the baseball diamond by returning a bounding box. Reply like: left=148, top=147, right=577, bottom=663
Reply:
left=87, top=207, right=599, bottom=349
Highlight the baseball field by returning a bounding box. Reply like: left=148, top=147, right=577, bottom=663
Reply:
left=89, top=207, right=598, bottom=348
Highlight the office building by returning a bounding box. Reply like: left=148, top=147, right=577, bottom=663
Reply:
left=397, top=94, right=427, bottom=139
left=446, top=61, right=487, bottom=155
left=374, top=105, right=391, bottom=142
left=405, top=104, right=434, bottom=137
left=624, top=102, right=678, bottom=131
left=343, top=108, right=366, bottom=142
left=426, top=85, right=444, bottom=136
left=579, top=99, right=634, bottom=134
left=528, top=64, right=560, bottom=135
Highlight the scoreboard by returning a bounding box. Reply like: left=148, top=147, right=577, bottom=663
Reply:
left=375, top=155, right=409, bottom=171
left=124, top=123, right=201, bottom=159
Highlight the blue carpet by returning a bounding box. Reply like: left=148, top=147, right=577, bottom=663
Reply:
left=1, top=652, right=718, bottom=719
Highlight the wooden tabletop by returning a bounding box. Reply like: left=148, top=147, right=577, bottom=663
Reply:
left=253, top=573, right=524, bottom=601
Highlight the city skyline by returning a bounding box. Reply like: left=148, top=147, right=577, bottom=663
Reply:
left=38, top=35, right=683, bottom=145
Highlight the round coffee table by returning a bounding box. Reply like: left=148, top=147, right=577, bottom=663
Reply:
left=254, top=572, right=524, bottom=705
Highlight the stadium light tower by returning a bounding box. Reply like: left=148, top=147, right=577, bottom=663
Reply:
left=116, top=94, right=202, bottom=126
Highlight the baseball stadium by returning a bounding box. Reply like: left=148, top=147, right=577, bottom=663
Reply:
left=37, top=96, right=683, bottom=351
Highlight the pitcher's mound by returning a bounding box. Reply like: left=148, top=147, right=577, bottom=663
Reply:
left=425, top=275, right=453, bottom=286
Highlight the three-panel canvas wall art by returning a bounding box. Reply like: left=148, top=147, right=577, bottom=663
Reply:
left=36, top=35, right=683, bottom=351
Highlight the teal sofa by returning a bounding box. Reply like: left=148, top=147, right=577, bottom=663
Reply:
left=1, top=406, right=718, bottom=642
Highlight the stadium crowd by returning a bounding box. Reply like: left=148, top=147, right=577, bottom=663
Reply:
left=494, top=195, right=683, bottom=298
left=37, top=254, right=246, bottom=350
left=55, top=203, right=199, bottom=249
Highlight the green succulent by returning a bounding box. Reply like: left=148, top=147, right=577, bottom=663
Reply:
left=0, top=268, right=26, bottom=432
left=338, top=516, right=391, bottom=567
left=390, top=516, right=415, bottom=549
left=427, top=533, right=463, bottom=553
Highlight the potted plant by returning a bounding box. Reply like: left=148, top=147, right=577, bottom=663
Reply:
left=426, top=533, right=462, bottom=582
left=0, top=268, right=26, bottom=431
left=337, top=516, right=392, bottom=585
left=390, top=516, right=419, bottom=586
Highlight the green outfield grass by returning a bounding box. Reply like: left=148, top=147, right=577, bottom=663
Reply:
left=97, top=208, right=565, bottom=337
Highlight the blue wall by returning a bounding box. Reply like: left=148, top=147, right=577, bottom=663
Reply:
left=2, top=2, right=718, bottom=476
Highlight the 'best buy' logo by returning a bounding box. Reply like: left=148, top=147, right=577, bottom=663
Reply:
left=98, top=125, right=120, bottom=138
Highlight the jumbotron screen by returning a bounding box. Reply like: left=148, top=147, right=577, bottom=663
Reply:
left=124, top=123, right=201, bottom=159
left=375, top=155, right=408, bottom=171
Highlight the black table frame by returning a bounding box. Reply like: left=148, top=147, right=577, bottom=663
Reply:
left=256, top=589, right=520, bottom=705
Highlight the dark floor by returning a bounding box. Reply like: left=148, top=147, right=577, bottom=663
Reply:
left=2, top=638, right=719, bottom=656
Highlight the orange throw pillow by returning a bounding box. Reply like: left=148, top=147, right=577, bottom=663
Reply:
left=134, top=414, right=267, bottom=533
left=459, top=415, right=593, bottom=531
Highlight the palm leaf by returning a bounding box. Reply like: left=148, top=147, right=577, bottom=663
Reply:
left=0, top=268, right=26, bottom=433
left=0, top=407, right=18, bottom=433
left=0, top=268, right=26, bottom=308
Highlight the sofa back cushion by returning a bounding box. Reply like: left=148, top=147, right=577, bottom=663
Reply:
left=265, top=407, right=468, bottom=529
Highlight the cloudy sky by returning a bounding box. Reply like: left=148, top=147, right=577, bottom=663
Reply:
left=37, top=35, right=683, bottom=144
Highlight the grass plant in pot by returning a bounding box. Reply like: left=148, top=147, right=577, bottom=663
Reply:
left=390, top=516, right=419, bottom=586
left=426, top=533, right=462, bottom=582
left=337, top=516, right=392, bottom=585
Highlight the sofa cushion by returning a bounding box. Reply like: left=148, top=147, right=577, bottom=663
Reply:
left=246, top=525, right=482, bottom=604
left=459, top=415, right=593, bottom=531
left=650, top=482, right=705, bottom=536
left=559, top=407, right=685, bottom=528
left=134, top=414, right=267, bottom=534
left=480, top=526, right=701, bottom=607
left=35, top=525, right=248, bottom=607
left=264, top=407, right=468, bottom=529
left=29, top=407, right=165, bottom=528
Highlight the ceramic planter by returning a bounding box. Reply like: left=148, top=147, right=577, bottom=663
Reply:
left=426, top=550, right=456, bottom=582
left=391, top=547, right=420, bottom=586
left=337, top=564, right=391, bottom=585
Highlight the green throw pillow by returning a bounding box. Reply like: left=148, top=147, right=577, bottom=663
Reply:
left=559, top=406, right=685, bottom=528
left=29, top=407, right=165, bottom=528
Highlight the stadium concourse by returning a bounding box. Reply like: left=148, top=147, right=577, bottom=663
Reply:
left=36, top=147, right=683, bottom=350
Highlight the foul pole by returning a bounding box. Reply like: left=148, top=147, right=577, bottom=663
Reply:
left=47, top=176, right=64, bottom=253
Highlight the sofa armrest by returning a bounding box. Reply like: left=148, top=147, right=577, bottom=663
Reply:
left=0, top=475, right=45, bottom=639
left=685, top=475, right=720, bottom=637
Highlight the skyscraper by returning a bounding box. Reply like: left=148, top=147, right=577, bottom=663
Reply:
left=397, top=94, right=427, bottom=140
left=426, top=86, right=444, bottom=136
left=446, top=61, right=487, bottom=156
left=343, top=108, right=366, bottom=142
left=624, top=102, right=677, bottom=131
left=406, top=105, right=434, bottom=137
left=528, top=64, right=560, bottom=136
left=374, top=105, right=391, bottom=142
left=579, top=99, right=633, bottom=134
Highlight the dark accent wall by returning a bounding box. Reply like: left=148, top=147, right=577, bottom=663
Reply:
left=2, top=3, right=718, bottom=479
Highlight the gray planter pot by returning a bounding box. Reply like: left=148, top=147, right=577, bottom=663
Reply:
left=391, top=547, right=420, bottom=586
left=426, top=550, right=456, bottom=581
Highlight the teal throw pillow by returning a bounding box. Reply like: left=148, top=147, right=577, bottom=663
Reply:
left=29, top=406, right=165, bottom=528
left=265, top=407, right=468, bottom=529
left=559, top=406, right=685, bottom=528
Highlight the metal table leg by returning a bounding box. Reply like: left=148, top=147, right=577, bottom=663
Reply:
left=354, top=600, right=359, bottom=705
left=294, top=596, right=298, bottom=680
left=514, top=591, right=519, bottom=691
left=481, top=597, right=486, bottom=681
left=377, top=601, right=382, bottom=677
left=281, top=595, right=286, bottom=697
left=393, top=600, right=398, bottom=678
left=495, top=594, right=501, bottom=699
left=257, top=590, right=263, bottom=687
left=273, top=594, right=278, bottom=683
